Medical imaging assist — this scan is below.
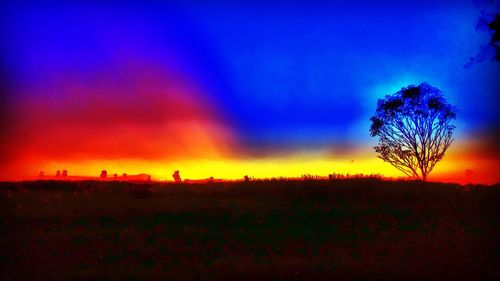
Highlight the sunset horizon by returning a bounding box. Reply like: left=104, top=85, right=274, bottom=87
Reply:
left=1, top=1, right=498, bottom=185
left=1, top=1, right=499, bottom=280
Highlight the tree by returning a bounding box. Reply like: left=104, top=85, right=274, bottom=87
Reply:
left=369, top=83, right=456, bottom=181
left=465, top=12, right=499, bottom=67
left=172, top=170, right=181, bottom=183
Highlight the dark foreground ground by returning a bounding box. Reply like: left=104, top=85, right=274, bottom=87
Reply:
left=0, top=179, right=498, bottom=281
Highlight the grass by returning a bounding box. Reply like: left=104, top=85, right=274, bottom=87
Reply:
left=0, top=179, right=498, bottom=280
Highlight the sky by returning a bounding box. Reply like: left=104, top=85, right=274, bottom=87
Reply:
left=0, top=0, right=499, bottom=183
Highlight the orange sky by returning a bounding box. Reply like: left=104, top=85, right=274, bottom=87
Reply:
left=2, top=139, right=498, bottom=185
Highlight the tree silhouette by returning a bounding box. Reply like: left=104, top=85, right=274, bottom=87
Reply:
left=369, top=83, right=456, bottom=181
left=172, top=170, right=181, bottom=183
left=465, top=12, right=499, bottom=67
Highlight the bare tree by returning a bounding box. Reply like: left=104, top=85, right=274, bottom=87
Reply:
left=369, top=83, right=456, bottom=181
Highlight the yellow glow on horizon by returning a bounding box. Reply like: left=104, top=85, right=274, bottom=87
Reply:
left=5, top=143, right=498, bottom=184
left=34, top=155, right=410, bottom=181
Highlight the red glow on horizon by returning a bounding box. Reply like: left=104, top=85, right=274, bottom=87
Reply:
left=0, top=62, right=238, bottom=180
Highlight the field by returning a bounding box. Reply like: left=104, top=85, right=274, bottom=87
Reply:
left=0, top=179, right=498, bottom=281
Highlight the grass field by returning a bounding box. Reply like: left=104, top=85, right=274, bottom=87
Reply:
left=0, top=179, right=498, bottom=281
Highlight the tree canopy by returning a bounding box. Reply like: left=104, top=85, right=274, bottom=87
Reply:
left=369, top=83, right=456, bottom=181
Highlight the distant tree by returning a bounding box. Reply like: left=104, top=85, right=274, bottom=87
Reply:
left=369, top=83, right=456, bottom=181
left=465, top=12, right=499, bottom=67
left=100, top=170, right=107, bottom=178
left=61, top=170, right=68, bottom=177
left=487, top=13, right=499, bottom=59
left=172, top=170, right=181, bottom=183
